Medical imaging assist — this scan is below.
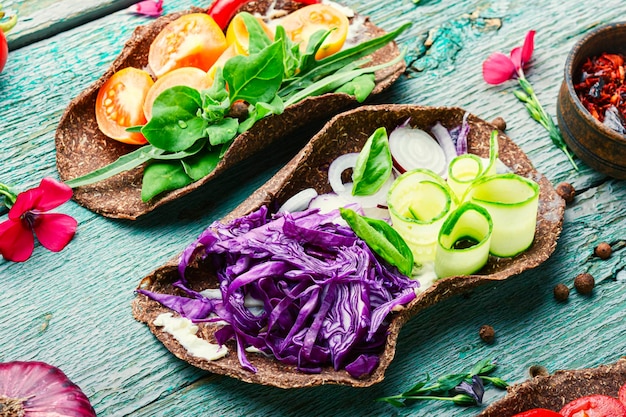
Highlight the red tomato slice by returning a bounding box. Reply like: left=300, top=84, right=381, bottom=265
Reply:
left=560, top=394, right=626, bottom=417
left=0, top=30, right=7, bottom=74
left=619, top=381, right=626, bottom=406
left=95, top=67, right=154, bottom=145
left=148, top=13, right=227, bottom=78
left=143, top=67, right=212, bottom=120
left=511, top=409, right=563, bottom=417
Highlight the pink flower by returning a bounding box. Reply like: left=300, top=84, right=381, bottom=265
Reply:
left=482, top=30, right=535, bottom=85
left=0, top=178, right=77, bottom=262
left=128, top=0, right=163, bottom=17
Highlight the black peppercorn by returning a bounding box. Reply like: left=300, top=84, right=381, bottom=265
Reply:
left=574, top=273, right=595, bottom=295
left=555, top=182, right=576, bottom=204
left=479, top=325, right=495, bottom=344
left=553, top=283, right=569, bottom=301
left=491, top=117, right=507, bottom=131
left=594, top=242, right=612, bottom=259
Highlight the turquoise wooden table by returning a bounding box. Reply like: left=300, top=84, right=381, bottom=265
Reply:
left=1, top=0, right=625, bottom=415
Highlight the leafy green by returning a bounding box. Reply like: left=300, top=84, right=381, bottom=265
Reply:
left=66, top=16, right=411, bottom=201
left=141, top=161, right=193, bottom=201
left=142, top=86, right=207, bottom=152
left=339, top=207, right=413, bottom=276
left=352, top=127, right=392, bottom=196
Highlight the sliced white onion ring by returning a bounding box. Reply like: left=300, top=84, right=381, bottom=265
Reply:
left=278, top=188, right=318, bottom=213
left=327, top=152, right=359, bottom=194
left=388, top=126, right=446, bottom=177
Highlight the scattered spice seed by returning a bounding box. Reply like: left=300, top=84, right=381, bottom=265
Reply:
left=555, top=182, right=576, bottom=203
left=479, top=325, right=495, bottom=344
left=491, top=117, right=507, bottom=131
left=594, top=242, right=612, bottom=259
left=553, top=283, right=570, bottom=301
left=574, top=273, right=595, bottom=295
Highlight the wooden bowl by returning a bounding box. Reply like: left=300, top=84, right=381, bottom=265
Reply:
left=556, top=22, right=626, bottom=179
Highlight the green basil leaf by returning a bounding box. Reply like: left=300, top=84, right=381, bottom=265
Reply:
left=151, top=138, right=207, bottom=160
left=298, top=29, right=332, bottom=73
left=207, top=117, right=239, bottom=146
left=181, top=147, right=221, bottom=181
left=223, top=40, right=284, bottom=105
left=239, top=12, right=272, bottom=54
left=142, top=86, right=208, bottom=152
left=352, top=127, right=392, bottom=196
left=141, top=161, right=192, bottom=201
left=335, top=73, right=376, bottom=103
left=339, top=207, right=414, bottom=276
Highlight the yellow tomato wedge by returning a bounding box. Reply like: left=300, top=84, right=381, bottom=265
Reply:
left=207, top=44, right=238, bottom=83
left=95, top=67, right=154, bottom=145
left=148, top=13, right=228, bottom=78
left=278, top=4, right=349, bottom=60
left=143, top=67, right=212, bottom=120
left=226, top=13, right=274, bottom=55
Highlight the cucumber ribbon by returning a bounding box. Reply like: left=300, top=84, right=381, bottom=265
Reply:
left=387, top=130, right=540, bottom=278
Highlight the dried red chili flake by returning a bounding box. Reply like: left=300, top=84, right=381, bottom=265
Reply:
left=574, top=52, right=626, bottom=134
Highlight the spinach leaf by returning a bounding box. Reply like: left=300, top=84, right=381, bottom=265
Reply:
left=238, top=95, right=285, bottom=133
left=223, top=40, right=284, bottom=105
left=181, top=147, right=221, bottom=181
left=275, top=25, right=301, bottom=79
left=239, top=12, right=272, bottom=54
left=340, top=207, right=414, bottom=276
left=141, top=161, right=192, bottom=201
left=142, top=86, right=208, bottom=152
left=352, top=127, right=392, bottom=196
left=335, top=73, right=376, bottom=102
left=206, top=117, right=239, bottom=146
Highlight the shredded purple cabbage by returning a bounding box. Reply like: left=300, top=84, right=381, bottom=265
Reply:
left=140, top=206, right=419, bottom=378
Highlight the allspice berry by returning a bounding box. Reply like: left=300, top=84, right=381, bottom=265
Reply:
left=574, top=273, right=595, bottom=295
left=594, top=242, right=612, bottom=259
left=479, top=324, right=495, bottom=344
left=491, top=117, right=507, bottom=131
left=553, top=283, right=570, bottom=301
left=555, top=182, right=576, bottom=203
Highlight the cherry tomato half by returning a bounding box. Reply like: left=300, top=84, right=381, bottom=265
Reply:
left=560, top=394, right=626, bottom=417
left=511, top=408, right=562, bottom=417
left=95, top=67, right=154, bottom=145
left=148, top=13, right=227, bottom=78
left=0, top=30, right=7, bottom=74
left=143, top=66, right=212, bottom=120
left=278, top=4, right=349, bottom=60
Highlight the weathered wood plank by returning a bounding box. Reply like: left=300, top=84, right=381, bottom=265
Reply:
left=4, top=0, right=143, bottom=50
left=0, top=0, right=625, bottom=416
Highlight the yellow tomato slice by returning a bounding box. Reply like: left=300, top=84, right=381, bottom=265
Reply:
left=143, top=67, right=212, bottom=120
left=278, top=4, right=349, bottom=60
left=95, top=67, right=154, bottom=145
left=225, top=13, right=274, bottom=55
left=148, top=13, right=228, bottom=78
left=207, top=43, right=238, bottom=83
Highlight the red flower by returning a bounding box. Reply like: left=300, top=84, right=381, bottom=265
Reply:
left=0, top=178, right=77, bottom=262
left=128, top=0, right=164, bottom=17
left=482, top=30, right=535, bottom=84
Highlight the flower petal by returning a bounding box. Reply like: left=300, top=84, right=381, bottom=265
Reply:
left=0, top=219, right=35, bottom=262
left=520, top=30, right=535, bottom=67
left=128, top=0, right=163, bottom=16
left=34, top=178, right=73, bottom=211
left=9, top=187, right=44, bottom=220
left=482, top=52, right=516, bottom=84
left=33, top=213, right=77, bottom=252
left=8, top=178, right=72, bottom=220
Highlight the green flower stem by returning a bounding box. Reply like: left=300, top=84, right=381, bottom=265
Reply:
left=0, top=183, right=17, bottom=208
left=516, top=74, right=579, bottom=170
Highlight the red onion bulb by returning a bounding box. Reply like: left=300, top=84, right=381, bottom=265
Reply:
left=0, top=361, right=96, bottom=417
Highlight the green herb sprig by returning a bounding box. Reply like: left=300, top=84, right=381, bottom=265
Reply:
left=377, top=358, right=508, bottom=408
left=65, top=15, right=411, bottom=201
